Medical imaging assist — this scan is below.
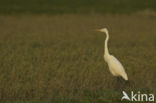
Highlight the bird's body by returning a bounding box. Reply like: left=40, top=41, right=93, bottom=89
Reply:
left=104, top=54, right=128, bottom=80
left=97, top=28, right=128, bottom=80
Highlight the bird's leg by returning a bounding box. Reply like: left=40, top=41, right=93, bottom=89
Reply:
left=116, top=77, right=128, bottom=90
left=114, top=77, right=121, bottom=90
left=116, top=77, right=122, bottom=83
left=124, top=80, right=135, bottom=88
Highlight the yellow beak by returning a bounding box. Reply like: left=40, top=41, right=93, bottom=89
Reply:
left=96, top=29, right=101, bottom=31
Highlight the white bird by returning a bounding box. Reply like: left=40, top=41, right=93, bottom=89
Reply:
left=96, top=28, right=128, bottom=80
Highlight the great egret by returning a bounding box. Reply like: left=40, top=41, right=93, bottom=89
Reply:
left=96, top=28, right=128, bottom=80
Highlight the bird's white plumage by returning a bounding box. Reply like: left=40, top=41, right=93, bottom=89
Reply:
left=104, top=54, right=128, bottom=80
left=97, top=28, right=128, bottom=80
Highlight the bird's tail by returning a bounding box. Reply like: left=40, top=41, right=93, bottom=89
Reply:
left=122, top=73, right=128, bottom=81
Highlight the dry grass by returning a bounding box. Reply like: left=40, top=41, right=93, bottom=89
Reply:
left=0, top=13, right=155, bottom=102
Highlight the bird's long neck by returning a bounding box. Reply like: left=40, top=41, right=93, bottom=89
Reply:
left=104, top=31, right=110, bottom=55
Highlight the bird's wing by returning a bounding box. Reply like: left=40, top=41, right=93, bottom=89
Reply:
left=109, top=55, right=128, bottom=80
left=109, top=55, right=125, bottom=72
left=110, top=55, right=124, bottom=69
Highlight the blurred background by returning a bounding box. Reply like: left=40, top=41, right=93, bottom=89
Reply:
left=0, top=0, right=156, bottom=14
left=0, top=0, right=156, bottom=103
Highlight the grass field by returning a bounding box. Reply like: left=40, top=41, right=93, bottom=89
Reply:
left=0, top=0, right=156, bottom=14
left=0, top=13, right=156, bottom=103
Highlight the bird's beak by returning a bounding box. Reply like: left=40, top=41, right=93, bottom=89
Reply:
left=96, top=29, right=101, bottom=32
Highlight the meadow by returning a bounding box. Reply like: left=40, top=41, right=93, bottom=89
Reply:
left=0, top=0, right=156, bottom=14
left=0, top=13, right=156, bottom=103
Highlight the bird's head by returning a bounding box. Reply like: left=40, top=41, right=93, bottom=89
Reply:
left=96, top=28, right=108, bottom=33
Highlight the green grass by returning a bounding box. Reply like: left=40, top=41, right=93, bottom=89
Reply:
left=0, top=14, right=156, bottom=103
left=0, top=0, right=156, bottom=14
